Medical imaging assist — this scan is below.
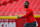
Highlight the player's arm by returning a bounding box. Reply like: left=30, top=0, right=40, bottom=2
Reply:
left=18, top=9, right=33, bottom=18
left=22, top=11, right=31, bottom=18
left=18, top=12, right=30, bottom=18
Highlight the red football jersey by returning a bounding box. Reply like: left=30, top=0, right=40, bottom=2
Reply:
left=22, top=7, right=36, bottom=23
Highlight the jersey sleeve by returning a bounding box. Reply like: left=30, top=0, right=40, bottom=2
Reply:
left=22, top=9, right=33, bottom=18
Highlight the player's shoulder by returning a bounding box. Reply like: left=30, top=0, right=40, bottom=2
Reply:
left=27, top=7, right=33, bottom=11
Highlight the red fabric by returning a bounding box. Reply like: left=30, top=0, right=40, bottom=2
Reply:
left=0, top=4, right=1, bottom=6
left=22, top=7, right=36, bottom=23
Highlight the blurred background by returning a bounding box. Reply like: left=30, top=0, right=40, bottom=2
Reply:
left=0, top=0, right=40, bottom=27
